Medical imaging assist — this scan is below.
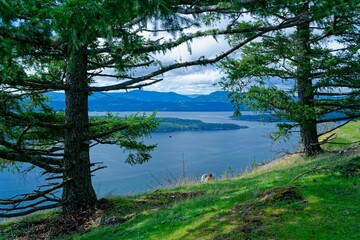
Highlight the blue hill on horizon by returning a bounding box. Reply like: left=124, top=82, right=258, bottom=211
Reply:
left=45, top=90, right=242, bottom=112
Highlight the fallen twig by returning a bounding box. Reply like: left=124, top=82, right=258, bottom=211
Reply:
left=288, top=164, right=323, bottom=184
left=149, top=170, right=163, bottom=186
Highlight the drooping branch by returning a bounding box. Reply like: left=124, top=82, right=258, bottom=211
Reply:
left=139, top=23, right=199, bottom=33
left=0, top=136, right=63, bottom=164
left=170, top=0, right=261, bottom=14
left=0, top=109, right=67, bottom=130
left=0, top=179, right=67, bottom=217
left=0, top=150, right=63, bottom=173
left=89, top=32, right=279, bottom=91
left=0, top=198, right=60, bottom=212
left=0, top=179, right=69, bottom=204
left=315, top=103, right=360, bottom=110
left=318, top=119, right=354, bottom=137
left=88, top=73, right=135, bottom=79
left=0, top=27, right=61, bottom=49
left=89, top=125, right=129, bottom=140
left=316, top=116, right=359, bottom=124
left=315, top=91, right=360, bottom=96
left=90, top=12, right=306, bottom=56
left=0, top=202, right=64, bottom=218
left=26, top=149, right=64, bottom=157
left=87, top=59, right=155, bottom=70
left=319, top=133, right=336, bottom=145
left=309, top=15, right=339, bottom=43
left=91, top=138, right=117, bottom=145
left=16, top=126, right=31, bottom=149
left=16, top=79, right=67, bottom=91
left=315, top=84, right=360, bottom=89
left=172, top=2, right=238, bottom=14
left=91, top=165, right=107, bottom=173
left=119, top=79, right=164, bottom=90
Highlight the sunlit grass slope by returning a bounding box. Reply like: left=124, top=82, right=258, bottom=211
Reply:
left=321, top=120, right=360, bottom=151
left=61, top=153, right=358, bottom=240
left=1, top=121, right=359, bottom=240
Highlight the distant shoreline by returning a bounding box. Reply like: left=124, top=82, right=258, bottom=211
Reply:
left=155, top=117, right=247, bottom=132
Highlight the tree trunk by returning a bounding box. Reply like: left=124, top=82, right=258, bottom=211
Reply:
left=62, top=46, right=97, bottom=213
left=296, top=3, right=323, bottom=156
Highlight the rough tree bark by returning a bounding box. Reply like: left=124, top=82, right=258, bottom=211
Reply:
left=296, top=3, right=323, bottom=156
left=62, top=46, right=97, bottom=212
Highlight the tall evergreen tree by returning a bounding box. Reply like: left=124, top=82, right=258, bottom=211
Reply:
left=220, top=0, right=360, bottom=156
left=0, top=0, right=308, bottom=217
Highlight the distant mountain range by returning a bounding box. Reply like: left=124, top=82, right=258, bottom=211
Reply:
left=46, top=90, right=243, bottom=112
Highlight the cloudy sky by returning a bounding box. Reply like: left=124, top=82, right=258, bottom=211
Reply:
left=145, top=36, right=230, bottom=95
left=137, top=19, right=236, bottom=95
left=99, top=36, right=231, bottom=95
left=94, top=19, right=236, bottom=95
left=93, top=28, right=299, bottom=95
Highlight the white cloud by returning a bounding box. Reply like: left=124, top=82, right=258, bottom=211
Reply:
left=173, top=35, right=229, bottom=61
left=92, top=34, right=231, bottom=94
left=146, top=67, right=224, bottom=94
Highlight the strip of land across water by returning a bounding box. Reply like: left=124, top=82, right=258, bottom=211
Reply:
left=155, top=118, right=247, bottom=132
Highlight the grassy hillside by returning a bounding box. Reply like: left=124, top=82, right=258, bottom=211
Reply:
left=321, top=120, right=360, bottom=151
left=1, top=123, right=359, bottom=240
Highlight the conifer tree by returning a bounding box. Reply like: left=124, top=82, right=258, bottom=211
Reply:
left=220, top=0, right=360, bottom=156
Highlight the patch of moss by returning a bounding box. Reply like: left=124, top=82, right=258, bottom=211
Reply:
left=261, top=186, right=304, bottom=204
left=212, top=185, right=306, bottom=240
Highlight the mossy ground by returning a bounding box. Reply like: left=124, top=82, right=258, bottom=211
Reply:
left=1, top=122, right=359, bottom=240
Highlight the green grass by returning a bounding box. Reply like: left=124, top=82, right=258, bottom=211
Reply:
left=61, top=153, right=359, bottom=240
left=321, top=120, right=360, bottom=151
left=1, top=122, right=360, bottom=240
left=0, top=210, right=60, bottom=239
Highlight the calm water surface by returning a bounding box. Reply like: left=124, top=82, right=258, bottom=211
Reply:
left=0, top=112, right=299, bottom=200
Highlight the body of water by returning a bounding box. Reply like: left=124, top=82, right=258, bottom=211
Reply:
left=0, top=112, right=299, bottom=200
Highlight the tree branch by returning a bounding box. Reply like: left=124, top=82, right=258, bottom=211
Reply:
left=171, top=0, right=260, bottom=14
left=90, top=13, right=306, bottom=56
left=317, top=119, right=354, bottom=137
left=89, top=32, right=265, bottom=91
left=87, top=59, right=155, bottom=70
left=0, top=179, right=70, bottom=206
left=0, top=150, right=63, bottom=173
left=0, top=202, right=64, bottom=218
left=90, top=125, right=128, bottom=140
left=0, top=27, right=61, bottom=49
left=0, top=110, right=67, bottom=130
left=316, top=116, right=359, bottom=124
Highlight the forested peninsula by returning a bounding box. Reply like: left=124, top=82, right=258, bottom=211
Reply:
left=155, top=118, right=247, bottom=132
